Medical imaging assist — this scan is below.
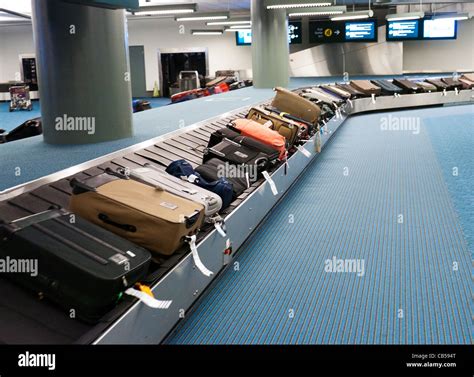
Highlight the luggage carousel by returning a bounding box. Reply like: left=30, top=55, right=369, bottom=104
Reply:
left=0, top=83, right=472, bottom=344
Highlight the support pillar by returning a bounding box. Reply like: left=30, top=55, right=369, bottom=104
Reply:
left=31, top=0, right=133, bottom=144
left=251, top=0, right=289, bottom=88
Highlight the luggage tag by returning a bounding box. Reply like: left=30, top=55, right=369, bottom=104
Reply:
left=124, top=286, right=172, bottom=309
left=371, top=94, right=376, bottom=104
left=346, top=99, right=353, bottom=108
left=262, top=171, right=278, bottom=196
left=454, top=88, right=459, bottom=96
left=315, top=131, right=322, bottom=153
left=297, top=145, right=312, bottom=159
left=210, top=215, right=227, bottom=238
left=187, top=235, right=213, bottom=277
left=223, top=239, right=233, bottom=266
left=245, top=172, right=250, bottom=189
left=442, top=89, right=447, bottom=97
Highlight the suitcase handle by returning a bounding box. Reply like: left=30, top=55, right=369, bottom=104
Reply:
left=98, top=214, right=137, bottom=233
left=70, top=178, right=97, bottom=194
left=204, top=147, right=226, bottom=158
left=184, top=210, right=201, bottom=229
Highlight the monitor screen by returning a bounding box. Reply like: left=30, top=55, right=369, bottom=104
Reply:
left=236, top=21, right=303, bottom=46
left=236, top=30, right=252, bottom=46
left=423, top=19, right=457, bottom=39
left=344, top=21, right=377, bottom=41
left=387, top=20, right=420, bottom=40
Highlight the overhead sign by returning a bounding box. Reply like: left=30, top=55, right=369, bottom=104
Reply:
left=387, top=20, right=420, bottom=40
left=309, top=20, right=377, bottom=43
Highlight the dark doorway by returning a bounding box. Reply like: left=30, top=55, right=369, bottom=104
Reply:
left=160, top=52, right=207, bottom=97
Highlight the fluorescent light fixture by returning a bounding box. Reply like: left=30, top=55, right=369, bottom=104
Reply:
left=331, top=10, right=373, bottom=21
left=432, top=12, right=472, bottom=21
left=224, top=28, right=251, bottom=32
left=191, top=29, right=224, bottom=35
left=207, top=19, right=251, bottom=26
left=385, top=12, right=425, bottom=21
left=266, top=0, right=332, bottom=9
left=229, top=24, right=251, bottom=29
left=176, top=12, right=229, bottom=22
left=133, top=4, right=196, bottom=16
left=289, top=6, right=346, bottom=17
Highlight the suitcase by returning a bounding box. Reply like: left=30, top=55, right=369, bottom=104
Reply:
left=392, top=79, right=421, bottom=93
left=335, top=83, right=366, bottom=98
left=229, top=118, right=287, bottom=160
left=350, top=80, right=381, bottom=96
left=425, top=79, right=451, bottom=91
left=120, top=164, right=223, bottom=218
left=0, top=208, right=152, bottom=323
left=166, top=160, right=234, bottom=209
left=371, top=80, right=404, bottom=95
left=206, top=77, right=227, bottom=87
left=0, top=117, right=42, bottom=144
left=271, top=87, right=321, bottom=126
left=204, top=131, right=279, bottom=177
left=196, top=158, right=248, bottom=199
left=69, top=172, right=205, bottom=257
left=246, top=107, right=309, bottom=147
left=414, top=81, right=438, bottom=92
left=461, top=73, right=474, bottom=82
left=459, top=77, right=474, bottom=89
left=320, top=84, right=352, bottom=99
left=301, top=88, right=345, bottom=106
left=442, top=77, right=468, bottom=90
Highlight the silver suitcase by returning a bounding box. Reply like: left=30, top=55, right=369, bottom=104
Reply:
left=302, top=88, right=345, bottom=106
left=124, top=165, right=223, bottom=218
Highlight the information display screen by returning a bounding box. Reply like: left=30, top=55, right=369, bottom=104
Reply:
left=236, top=21, right=303, bottom=46
left=344, top=21, right=377, bottom=41
left=423, top=19, right=457, bottom=39
left=387, top=20, right=420, bottom=40
left=309, top=20, right=377, bottom=43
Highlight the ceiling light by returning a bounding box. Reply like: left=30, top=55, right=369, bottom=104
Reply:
left=176, top=12, right=229, bottom=22
left=385, top=12, right=425, bottom=21
left=132, top=4, right=196, bottom=16
left=207, top=19, right=251, bottom=26
left=225, top=28, right=252, bottom=32
left=331, top=10, right=374, bottom=21
left=289, top=6, right=347, bottom=17
left=191, top=29, right=224, bottom=35
left=229, top=24, right=251, bottom=29
left=432, top=12, right=472, bottom=21
left=266, top=0, right=332, bottom=9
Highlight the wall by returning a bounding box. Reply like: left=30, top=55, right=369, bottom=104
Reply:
left=127, top=17, right=252, bottom=91
left=403, top=18, right=474, bottom=73
left=0, top=23, right=35, bottom=83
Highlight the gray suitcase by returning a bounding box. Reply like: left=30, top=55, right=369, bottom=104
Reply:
left=302, top=88, right=345, bottom=106
left=122, top=164, right=223, bottom=218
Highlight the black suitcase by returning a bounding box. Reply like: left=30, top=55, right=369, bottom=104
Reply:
left=392, top=79, right=421, bottom=93
left=205, top=127, right=280, bottom=175
left=371, top=80, right=404, bottom=95
left=0, top=208, right=152, bottom=323
left=0, top=117, right=42, bottom=144
left=196, top=158, right=248, bottom=198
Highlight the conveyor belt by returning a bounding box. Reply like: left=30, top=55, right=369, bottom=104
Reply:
left=166, top=105, right=473, bottom=344
left=0, top=107, right=264, bottom=344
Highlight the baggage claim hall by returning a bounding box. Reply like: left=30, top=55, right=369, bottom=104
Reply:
left=0, top=0, right=472, bottom=353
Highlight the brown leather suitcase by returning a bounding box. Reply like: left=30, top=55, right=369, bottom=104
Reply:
left=349, top=80, right=381, bottom=96
left=69, top=171, right=205, bottom=257
left=271, top=87, right=321, bottom=126
left=335, top=83, right=366, bottom=98
left=442, top=77, right=469, bottom=90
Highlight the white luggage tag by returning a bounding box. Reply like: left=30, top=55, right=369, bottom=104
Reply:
left=371, top=94, right=376, bottom=104
left=297, top=145, right=311, bottom=158
left=347, top=98, right=353, bottom=108
left=315, top=130, right=322, bottom=153
left=188, top=235, right=213, bottom=277
left=262, top=171, right=278, bottom=196
left=442, top=89, right=447, bottom=96
left=124, top=287, right=172, bottom=309
left=209, top=215, right=227, bottom=238
left=245, top=171, right=250, bottom=189
left=454, top=88, right=459, bottom=96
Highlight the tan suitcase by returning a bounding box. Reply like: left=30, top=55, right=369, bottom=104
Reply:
left=461, top=73, right=474, bottom=82
left=271, top=87, right=321, bottom=126
left=350, top=80, right=381, bottom=96
left=69, top=172, right=205, bottom=256
left=246, top=107, right=308, bottom=147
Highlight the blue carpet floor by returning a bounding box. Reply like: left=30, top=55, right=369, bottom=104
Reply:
left=0, top=100, right=41, bottom=133
left=0, top=74, right=447, bottom=192
left=165, top=105, right=473, bottom=344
